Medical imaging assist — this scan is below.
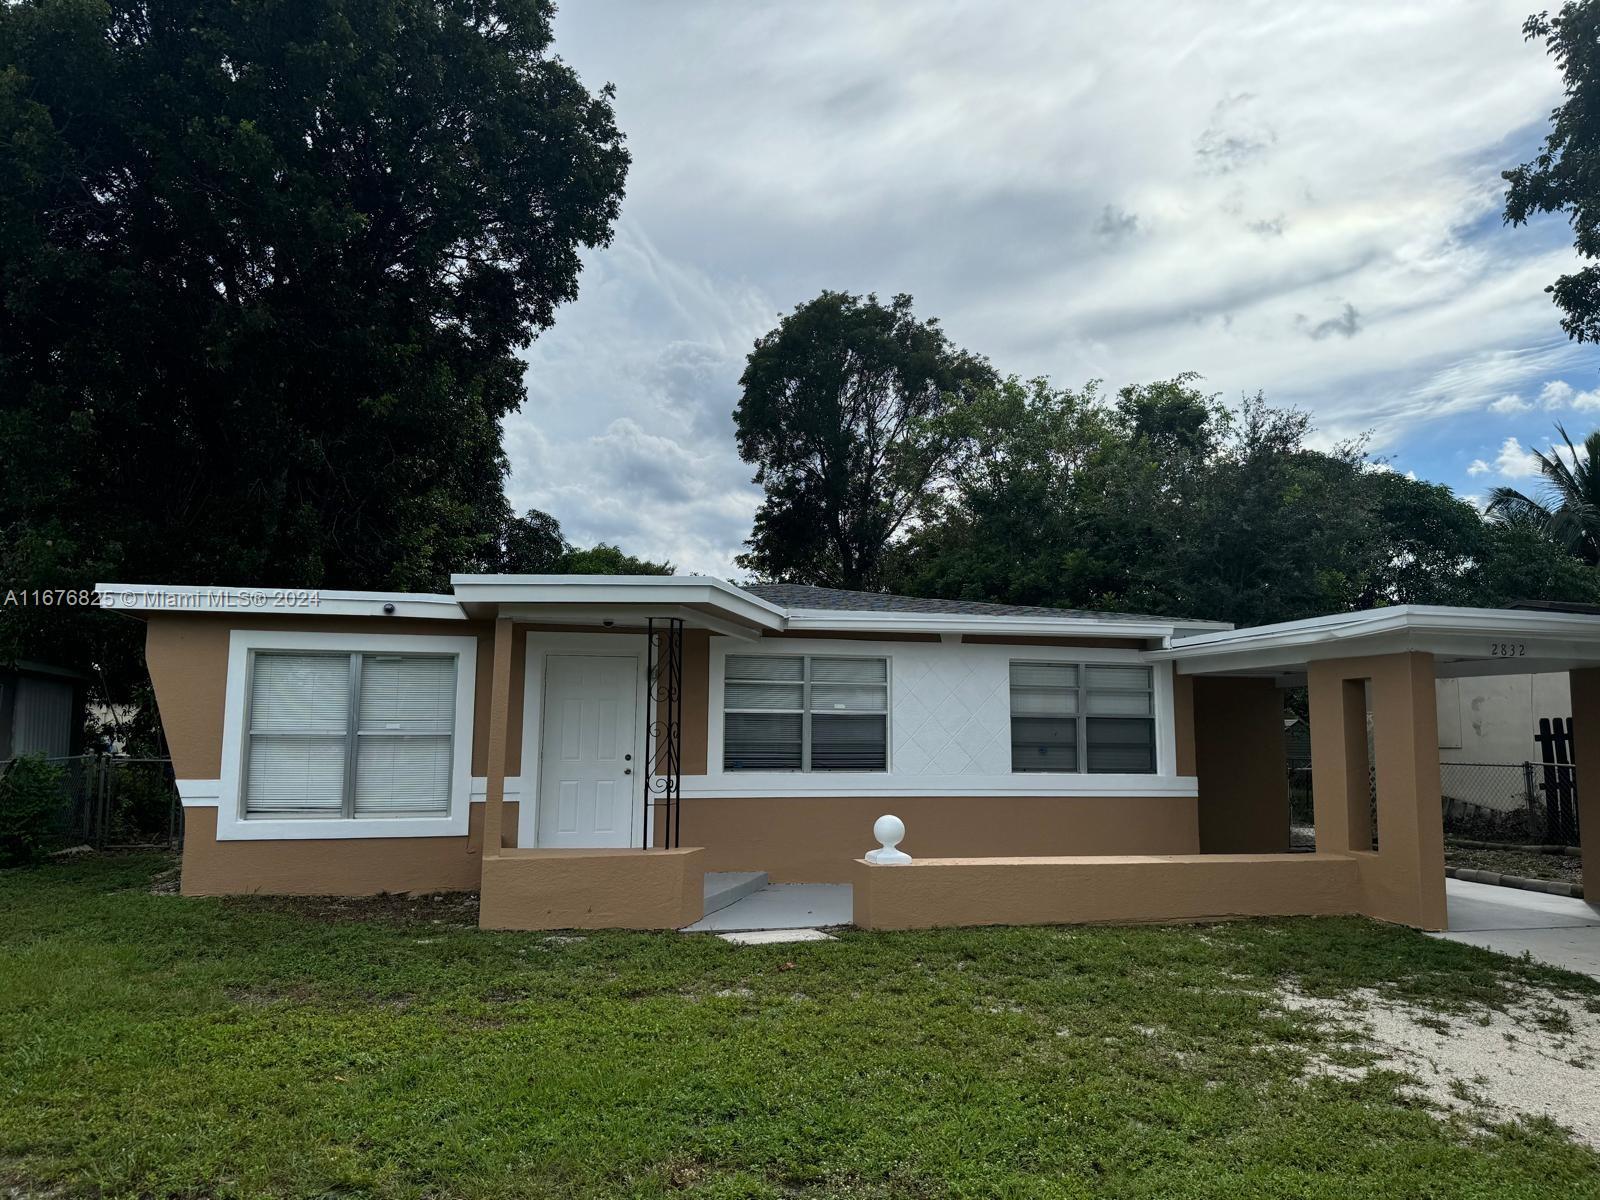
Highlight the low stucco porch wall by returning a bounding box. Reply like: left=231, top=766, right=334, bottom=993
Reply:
left=672, top=794, right=1200, bottom=882
left=478, top=847, right=705, bottom=930
left=179, top=804, right=518, bottom=896
left=851, top=852, right=1361, bottom=930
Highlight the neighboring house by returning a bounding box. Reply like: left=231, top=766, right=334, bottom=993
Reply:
left=96, top=580, right=1600, bottom=932
left=1436, top=673, right=1571, bottom=765
left=0, top=662, right=84, bottom=761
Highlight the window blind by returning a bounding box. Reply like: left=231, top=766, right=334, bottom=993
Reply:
left=243, top=650, right=457, bottom=819
left=354, top=655, right=455, bottom=815
left=245, top=654, right=349, bottom=815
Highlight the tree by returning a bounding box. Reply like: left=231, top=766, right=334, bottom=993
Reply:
left=486, top=509, right=672, bottom=575
left=886, top=378, right=1115, bottom=607
left=1504, top=3, right=1600, bottom=341
left=560, top=543, right=673, bottom=576
left=0, top=0, right=628, bottom=697
left=1485, top=425, right=1600, bottom=564
left=733, top=291, right=995, bottom=589
left=1351, top=472, right=1485, bottom=607
left=492, top=510, right=569, bottom=574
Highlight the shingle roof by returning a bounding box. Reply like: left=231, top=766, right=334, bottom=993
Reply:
left=739, top=583, right=1176, bottom=624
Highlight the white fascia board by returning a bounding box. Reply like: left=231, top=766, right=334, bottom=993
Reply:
left=780, top=607, right=1183, bottom=640
left=448, top=574, right=786, bottom=629
left=1153, top=604, right=1600, bottom=671
left=95, top=583, right=465, bottom=620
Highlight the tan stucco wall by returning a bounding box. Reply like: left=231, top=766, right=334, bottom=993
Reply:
left=1567, top=667, right=1600, bottom=898
left=179, top=803, right=517, bottom=896
left=676, top=794, right=1199, bottom=882
left=478, top=847, right=705, bottom=930
left=1308, top=652, right=1446, bottom=930
left=145, top=614, right=527, bottom=779
left=1193, top=676, right=1289, bottom=853
left=852, top=852, right=1360, bottom=929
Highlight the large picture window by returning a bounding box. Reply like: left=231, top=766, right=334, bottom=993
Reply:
left=1010, top=661, right=1155, bottom=774
left=723, top=654, right=888, bottom=771
left=244, top=651, right=458, bottom=819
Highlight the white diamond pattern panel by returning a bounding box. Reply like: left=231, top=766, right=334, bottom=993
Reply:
left=891, top=653, right=1011, bottom=776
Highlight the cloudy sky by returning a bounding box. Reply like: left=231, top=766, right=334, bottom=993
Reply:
left=506, top=1, right=1593, bottom=577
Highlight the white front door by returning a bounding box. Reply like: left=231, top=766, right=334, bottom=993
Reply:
left=537, top=654, right=639, bottom=848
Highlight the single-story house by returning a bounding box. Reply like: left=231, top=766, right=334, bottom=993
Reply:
left=96, top=577, right=1600, bottom=932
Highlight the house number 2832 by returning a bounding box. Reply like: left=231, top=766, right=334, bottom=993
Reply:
left=1489, top=641, right=1526, bottom=657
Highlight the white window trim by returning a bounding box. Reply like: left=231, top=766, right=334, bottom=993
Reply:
left=517, top=631, right=650, bottom=849
left=696, top=636, right=1187, bottom=798
left=217, top=629, right=478, bottom=841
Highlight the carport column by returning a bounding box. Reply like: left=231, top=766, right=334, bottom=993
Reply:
left=1308, top=652, right=1446, bottom=929
left=1568, top=667, right=1600, bottom=901
left=481, top=617, right=515, bottom=858
left=1306, top=662, right=1371, bottom=853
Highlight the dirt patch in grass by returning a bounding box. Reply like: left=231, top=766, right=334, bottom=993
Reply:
left=221, top=888, right=481, bottom=927
left=1444, top=845, right=1582, bottom=885
left=1282, top=982, right=1600, bottom=1145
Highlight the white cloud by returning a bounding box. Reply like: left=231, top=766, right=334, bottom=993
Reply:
left=1488, top=436, right=1545, bottom=479
left=1538, top=377, right=1600, bottom=411
left=1467, top=459, right=1491, bottom=476
left=1488, top=393, right=1531, bottom=414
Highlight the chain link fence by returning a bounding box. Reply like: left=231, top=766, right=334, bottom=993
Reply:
left=1286, top=758, right=1580, bottom=848
left=1, top=754, right=181, bottom=849
left=1440, top=761, right=1579, bottom=847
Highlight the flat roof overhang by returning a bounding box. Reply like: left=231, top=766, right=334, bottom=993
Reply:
left=1152, top=605, right=1600, bottom=681
left=96, top=584, right=467, bottom=621
left=448, top=574, right=786, bottom=640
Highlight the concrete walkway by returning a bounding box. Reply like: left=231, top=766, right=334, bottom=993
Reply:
left=681, top=883, right=852, bottom=933
left=1429, top=878, right=1600, bottom=980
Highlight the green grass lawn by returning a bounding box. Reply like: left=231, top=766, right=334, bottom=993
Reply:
left=3, top=855, right=1599, bottom=1199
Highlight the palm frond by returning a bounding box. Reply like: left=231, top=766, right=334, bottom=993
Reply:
left=1485, top=485, right=1553, bottom=529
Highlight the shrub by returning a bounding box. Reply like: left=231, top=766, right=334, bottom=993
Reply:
left=0, top=755, right=67, bottom=866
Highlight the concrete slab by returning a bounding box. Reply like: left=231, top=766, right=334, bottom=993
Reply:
left=718, top=928, right=837, bottom=945
left=681, top=883, right=852, bottom=933
left=1441, top=878, right=1600, bottom=932
left=1429, top=878, right=1600, bottom=980
left=702, top=871, right=768, bottom=918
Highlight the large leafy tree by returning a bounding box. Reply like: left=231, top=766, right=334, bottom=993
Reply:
left=733, top=291, right=995, bottom=589
left=0, top=0, right=628, bottom=693
left=1504, top=2, right=1600, bottom=340
left=1485, top=425, right=1600, bottom=563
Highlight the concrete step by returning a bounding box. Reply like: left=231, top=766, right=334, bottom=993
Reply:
left=702, top=870, right=768, bottom=918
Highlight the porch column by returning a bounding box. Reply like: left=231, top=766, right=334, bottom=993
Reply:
left=1568, top=667, right=1600, bottom=902
left=481, top=616, right=515, bottom=857
left=1308, top=652, right=1446, bottom=929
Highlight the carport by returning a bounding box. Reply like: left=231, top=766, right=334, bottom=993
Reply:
left=1152, top=606, right=1600, bottom=930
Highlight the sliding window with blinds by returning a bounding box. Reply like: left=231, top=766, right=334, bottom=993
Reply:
left=1010, top=661, right=1156, bottom=774
left=243, top=651, right=458, bottom=819
left=723, top=654, right=888, bottom=771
